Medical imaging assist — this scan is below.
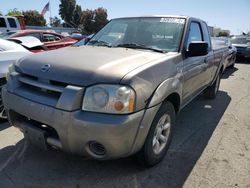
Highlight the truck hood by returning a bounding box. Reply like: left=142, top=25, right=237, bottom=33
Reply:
left=16, top=46, right=169, bottom=86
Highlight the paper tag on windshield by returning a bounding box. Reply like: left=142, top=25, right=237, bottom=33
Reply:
left=160, top=18, right=185, bottom=24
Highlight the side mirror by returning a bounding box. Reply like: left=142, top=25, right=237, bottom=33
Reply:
left=186, top=42, right=208, bottom=57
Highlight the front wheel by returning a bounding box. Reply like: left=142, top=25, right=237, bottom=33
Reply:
left=136, top=101, right=176, bottom=167
left=204, top=73, right=221, bottom=99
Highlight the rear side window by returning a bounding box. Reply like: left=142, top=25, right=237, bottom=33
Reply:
left=0, top=18, right=7, bottom=28
left=42, top=33, right=61, bottom=42
left=7, top=18, right=17, bottom=28
left=187, top=22, right=203, bottom=48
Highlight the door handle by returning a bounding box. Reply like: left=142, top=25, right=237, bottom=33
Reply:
left=204, top=58, right=208, bottom=63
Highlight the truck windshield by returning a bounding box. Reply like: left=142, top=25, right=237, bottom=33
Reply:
left=87, top=17, right=185, bottom=52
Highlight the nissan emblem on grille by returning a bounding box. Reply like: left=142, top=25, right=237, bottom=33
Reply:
left=41, top=64, right=51, bottom=72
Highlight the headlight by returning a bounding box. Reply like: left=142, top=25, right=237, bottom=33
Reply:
left=82, top=84, right=135, bottom=114
left=6, top=63, right=15, bottom=81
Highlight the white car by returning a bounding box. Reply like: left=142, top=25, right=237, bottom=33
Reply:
left=0, top=38, right=32, bottom=119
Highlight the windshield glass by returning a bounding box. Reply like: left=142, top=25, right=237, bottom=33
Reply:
left=73, top=34, right=94, bottom=47
left=0, top=31, right=17, bottom=39
left=87, top=17, right=186, bottom=52
left=231, top=37, right=250, bottom=45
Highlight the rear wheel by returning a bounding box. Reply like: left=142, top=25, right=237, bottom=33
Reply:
left=229, top=63, right=235, bottom=68
left=136, top=101, right=176, bottom=167
left=229, top=58, right=236, bottom=68
left=0, top=86, right=7, bottom=120
left=204, top=73, right=221, bottom=99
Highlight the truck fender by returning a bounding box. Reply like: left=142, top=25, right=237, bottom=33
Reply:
left=130, top=77, right=182, bottom=154
left=147, top=77, right=182, bottom=109
left=210, top=62, right=224, bottom=86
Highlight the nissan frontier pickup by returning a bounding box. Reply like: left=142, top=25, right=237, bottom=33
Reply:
left=3, top=16, right=227, bottom=166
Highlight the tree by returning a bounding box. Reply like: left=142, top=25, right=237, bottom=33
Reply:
left=59, top=0, right=76, bottom=27
left=51, top=17, right=62, bottom=27
left=59, top=0, right=108, bottom=33
left=81, top=8, right=108, bottom=34
left=218, top=31, right=229, bottom=37
left=7, top=8, right=23, bottom=16
left=81, top=9, right=94, bottom=33
left=23, top=10, right=46, bottom=26
left=93, top=8, right=108, bottom=32
left=0, top=12, right=2, bottom=16
left=72, top=5, right=82, bottom=27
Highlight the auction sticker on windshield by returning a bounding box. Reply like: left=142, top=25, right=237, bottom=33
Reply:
left=160, top=18, right=185, bottom=24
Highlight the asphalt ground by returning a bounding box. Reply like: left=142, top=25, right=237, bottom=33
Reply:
left=0, top=61, right=249, bottom=188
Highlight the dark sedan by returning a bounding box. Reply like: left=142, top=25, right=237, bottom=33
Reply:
left=231, top=36, right=250, bottom=60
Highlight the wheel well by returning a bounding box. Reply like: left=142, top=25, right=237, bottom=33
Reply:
left=164, top=93, right=180, bottom=114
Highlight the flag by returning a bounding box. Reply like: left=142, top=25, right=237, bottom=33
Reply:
left=41, top=2, right=50, bottom=16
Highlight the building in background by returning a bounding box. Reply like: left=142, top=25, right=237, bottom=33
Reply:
left=212, top=27, right=230, bottom=37
left=208, top=26, right=214, bottom=36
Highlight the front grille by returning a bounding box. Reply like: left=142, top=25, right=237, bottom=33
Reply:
left=18, top=73, right=68, bottom=99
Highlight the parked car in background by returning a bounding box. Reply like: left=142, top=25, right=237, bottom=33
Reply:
left=231, top=36, right=250, bottom=60
left=1, top=30, right=77, bottom=50
left=3, top=16, right=227, bottom=166
left=0, top=16, right=21, bottom=34
left=70, top=33, right=87, bottom=41
left=0, top=38, right=33, bottom=119
left=7, top=36, right=47, bottom=53
left=212, top=37, right=236, bottom=69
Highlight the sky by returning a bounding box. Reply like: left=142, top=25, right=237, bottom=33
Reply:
left=1, top=0, right=250, bottom=34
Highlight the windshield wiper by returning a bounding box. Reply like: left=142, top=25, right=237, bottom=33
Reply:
left=88, top=40, right=112, bottom=47
left=117, top=43, right=167, bottom=53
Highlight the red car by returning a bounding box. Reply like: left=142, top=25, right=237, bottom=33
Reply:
left=2, top=30, right=77, bottom=50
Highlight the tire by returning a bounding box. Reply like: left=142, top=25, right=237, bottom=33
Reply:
left=229, top=58, right=236, bottom=68
left=136, top=101, right=176, bottom=167
left=204, top=73, right=221, bottom=99
left=229, top=62, right=235, bottom=68
left=0, top=86, right=7, bottom=120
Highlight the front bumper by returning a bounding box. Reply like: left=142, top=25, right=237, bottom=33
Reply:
left=2, top=86, right=160, bottom=159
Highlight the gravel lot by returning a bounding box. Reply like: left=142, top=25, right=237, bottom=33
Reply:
left=0, top=62, right=249, bottom=188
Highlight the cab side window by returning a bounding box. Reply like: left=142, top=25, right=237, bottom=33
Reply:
left=201, top=22, right=211, bottom=50
left=0, top=18, right=7, bottom=28
left=7, top=18, right=17, bottom=28
left=187, top=22, right=203, bottom=49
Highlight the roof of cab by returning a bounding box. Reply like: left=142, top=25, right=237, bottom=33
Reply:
left=112, top=15, right=189, bottom=20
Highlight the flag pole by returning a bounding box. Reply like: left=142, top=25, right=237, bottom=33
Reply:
left=49, top=0, right=52, bottom=27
